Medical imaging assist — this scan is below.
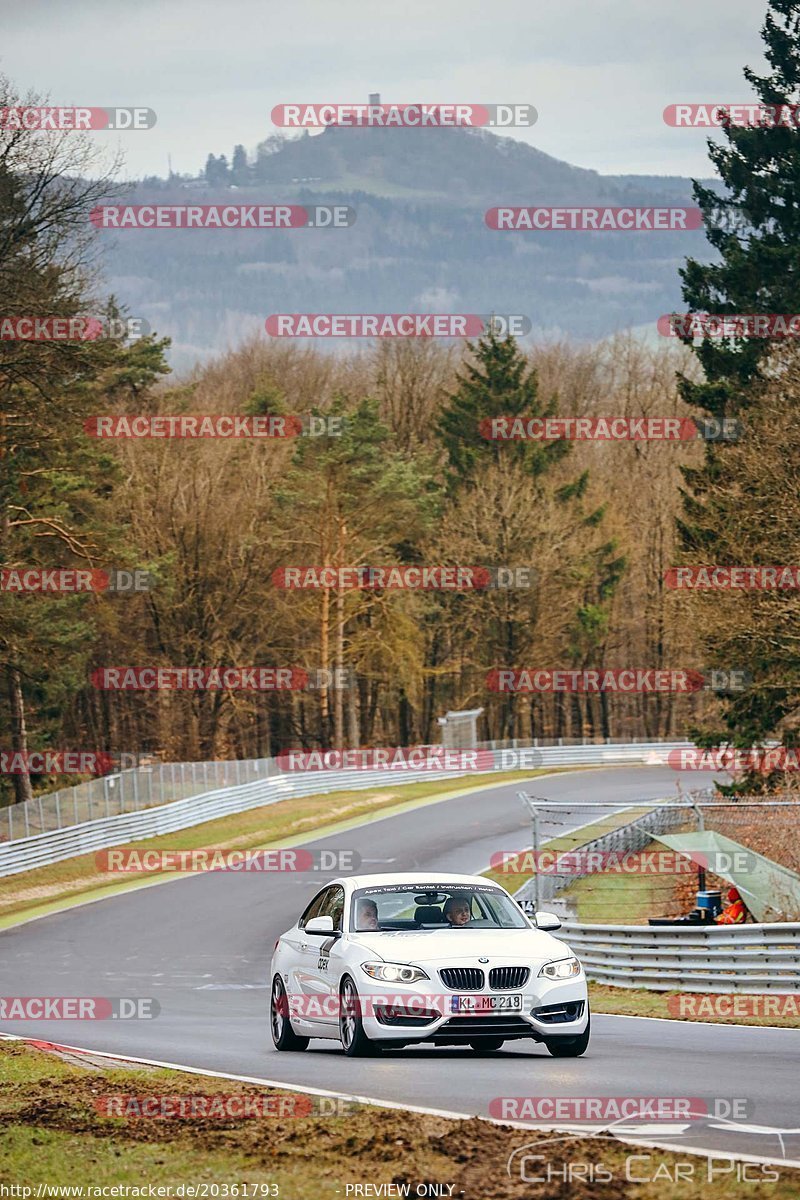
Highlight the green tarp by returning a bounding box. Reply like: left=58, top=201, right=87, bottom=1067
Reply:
left=653, top=830, right=800, bottom=922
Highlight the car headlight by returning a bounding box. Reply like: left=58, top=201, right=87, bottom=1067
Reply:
left=538, top=957, right=581, bottom=979
left=361, top=962, right=429, bottom=984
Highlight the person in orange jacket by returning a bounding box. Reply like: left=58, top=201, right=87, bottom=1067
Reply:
left=715, top=886, right=747, bottom=924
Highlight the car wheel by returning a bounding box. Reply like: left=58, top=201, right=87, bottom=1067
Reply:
left=544, top=1013, right=590, bottom=1058
left=270, top=976, right=309, bottom=1051
left=469, top=1038, right=505, bottom=1052
left=339, top=976, right=377, bottom=1057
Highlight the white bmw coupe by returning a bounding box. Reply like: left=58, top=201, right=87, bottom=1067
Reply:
left=270, top=872, right=589, bottom=1057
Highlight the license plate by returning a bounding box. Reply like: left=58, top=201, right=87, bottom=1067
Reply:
left=451, top=994, right=523, bottom=1014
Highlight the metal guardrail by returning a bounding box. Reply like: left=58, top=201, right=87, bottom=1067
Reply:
left=560, top=920, right=800, bottom=993
left=0, top=758, right=276, bottom=842
left=0, top=736, right=687, bottom=842
left=0, top=741, right=691, bottom=876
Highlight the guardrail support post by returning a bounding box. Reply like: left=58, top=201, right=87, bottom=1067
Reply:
left=518, top=792, right=544, bottom=914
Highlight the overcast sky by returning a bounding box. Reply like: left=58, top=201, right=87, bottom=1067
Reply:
left=1, top=0, right=773, bottom=181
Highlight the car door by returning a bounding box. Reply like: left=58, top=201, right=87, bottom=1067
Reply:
left=283, top=886, right=332, bottom=1012
left=302, top=884, right=346, bottom=1025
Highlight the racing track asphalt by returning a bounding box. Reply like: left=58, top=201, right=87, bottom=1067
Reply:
left=1, top=766, right=798, bottom=1164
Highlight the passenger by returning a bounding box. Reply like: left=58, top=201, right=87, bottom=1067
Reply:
left=355, top=898, right=379, bottom=931
left=715, top=886, right=747, bottom=925
left=443, top=896, right=472, bottom=927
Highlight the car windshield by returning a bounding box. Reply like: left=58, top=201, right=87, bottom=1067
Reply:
left=350, top=884, right=528, bottom=931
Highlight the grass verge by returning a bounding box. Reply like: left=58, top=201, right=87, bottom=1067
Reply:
left=589, top=982, right=800, bottom=1028
left=1, top=1040, right=797, bottom=1198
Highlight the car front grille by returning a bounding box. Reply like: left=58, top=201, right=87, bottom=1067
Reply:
left=439, top=967, right=484, bottom=990
left=489, top=966, right=530, bottom=990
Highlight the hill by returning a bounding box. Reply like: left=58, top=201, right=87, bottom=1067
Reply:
left=101, top=124, right=717, bottom=371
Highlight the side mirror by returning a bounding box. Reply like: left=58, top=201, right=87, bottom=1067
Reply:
left=305, top=915, right=338, bottom=935
left=535, top=911, right=562, bottom=931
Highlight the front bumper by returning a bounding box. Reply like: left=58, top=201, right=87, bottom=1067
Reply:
left=357, top=972, right=589, bottom=1044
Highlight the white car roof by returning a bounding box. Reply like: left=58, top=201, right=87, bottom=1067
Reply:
left=336, top=872, right=508, bottom=890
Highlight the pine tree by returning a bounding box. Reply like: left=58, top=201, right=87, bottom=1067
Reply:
left=435, top=332, right=625, bottom=740
left=231, top=144, right=249, bottom=185
left=436, top=330, right=569, bottom=486
left=204, top=154, right=230, bottom=186
left=676, top=3, right=800, bottom=779
left=679, top=0, right=800, bottom=417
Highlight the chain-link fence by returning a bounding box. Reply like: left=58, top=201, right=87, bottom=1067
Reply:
left=509, top=792, right=800, bottom=925
left=0, top=758, right=275, bottom=842
left=0, top=736, right=685, bottom=844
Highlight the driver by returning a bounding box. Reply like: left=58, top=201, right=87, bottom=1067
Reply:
left=355, top=898, right=379, bottom=931
left=443, top=895, right=471, bottom=927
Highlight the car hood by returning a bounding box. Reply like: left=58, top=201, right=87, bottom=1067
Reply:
left=349, top=927, right=573, bottom=965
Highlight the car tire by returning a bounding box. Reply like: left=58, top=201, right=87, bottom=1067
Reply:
left=270, top=975, right=309, bottom=1051
left=469, top=1038, right=505, bottom=1052
left=339, top=976, right=377, bottom=1057
left=544, top=1012, right=590, bottom=1057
